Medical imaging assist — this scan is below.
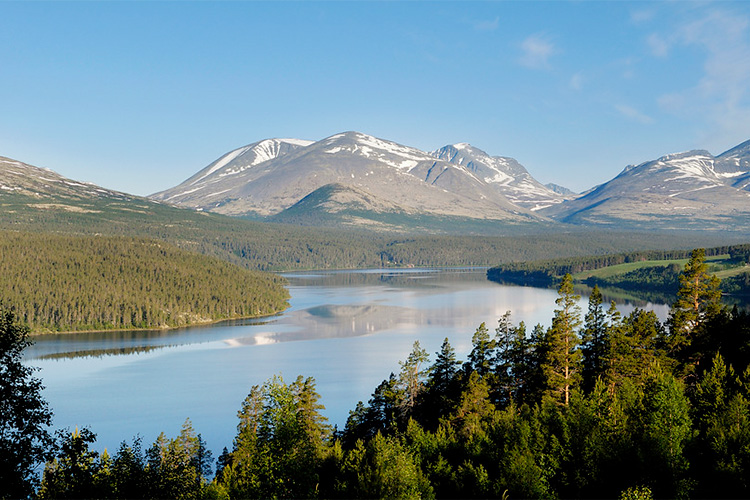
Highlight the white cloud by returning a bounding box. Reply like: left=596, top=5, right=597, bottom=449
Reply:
left=647, top=33, right=670, bottom=57
left=631, top=8, right=655, bottom=24
left=615, top=104, right=654, bottom=124
left=475, top=16, right=499, bottom=32
left=519, top=34, right=557, bottom=70
left=657, top=7, right=750, bottom=147
left=569, top=72, right=584, bottom=91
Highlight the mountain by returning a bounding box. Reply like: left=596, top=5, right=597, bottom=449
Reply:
left=545, top=183, right=578, bottom=198
left=715, top=139, right=750, bottom=191
left=151, top=132, right=549, bottom=223
left=541, top=143, right=750, bottom=231
left=149, top=138, right=313, bottom=211
left=0, top=155, right=135, bottom=205
left=431, top=143, right=572, bottom=210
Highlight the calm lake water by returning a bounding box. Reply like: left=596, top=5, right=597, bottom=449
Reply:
left=24, top=268, right=670, bottom=458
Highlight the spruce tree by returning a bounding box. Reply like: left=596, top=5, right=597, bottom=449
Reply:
left=581, top=285, right=608, bottom=391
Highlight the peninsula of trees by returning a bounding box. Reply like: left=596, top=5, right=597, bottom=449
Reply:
left=0, top=232, right=289, bottom=333
left=487, top=243, right=750, bottom=301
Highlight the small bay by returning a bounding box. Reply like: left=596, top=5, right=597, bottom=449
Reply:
left=24, top=268, right=670, bottom=457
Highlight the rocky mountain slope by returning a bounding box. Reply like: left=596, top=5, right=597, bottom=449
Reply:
left=431, top=143, right=572, bottom=210
left=0, top=155, right=135, bottom=205
left=151, top=132, right=557, bottom=223
left=541, top=142, right=750, bottom=231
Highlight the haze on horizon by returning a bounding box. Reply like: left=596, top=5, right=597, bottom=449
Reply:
left=1, top=1, right=749, bottom=197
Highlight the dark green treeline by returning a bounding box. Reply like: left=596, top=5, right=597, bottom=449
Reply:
left=14, top=249, right=750, bottom=499
left=0, top=232, right=289, bottom=332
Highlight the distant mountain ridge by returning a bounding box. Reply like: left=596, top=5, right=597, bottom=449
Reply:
left=430, top=143, right=569, bottom=210
left=151, top=131, right=567, bottom=225
left=4, top=133, right=750, bottom=234
left=540, top=142, right=750, bottom=230
left=0, top=155, right=140, bottom=209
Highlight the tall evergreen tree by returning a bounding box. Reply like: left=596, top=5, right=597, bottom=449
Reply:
left=0, top=306, right=53, bottom=499
left=398, top=341, right=430, bottom=419
left=581, top=285, right=608, bottom=391
left=466, top=322, right=496, bottom=378
left=668, top=248, right=722, bottom=355
left=544, top=274, right=582, bottom=406
left=420, top=338, right=461, bottom=428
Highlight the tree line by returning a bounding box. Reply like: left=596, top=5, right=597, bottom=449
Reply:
left=2, top=189, right=736, bottom=272
left=487, top=243, right=750, bottom=298
left=0, top=232, right=289, bottom=332
left=4, top=249, right=750, bottom=498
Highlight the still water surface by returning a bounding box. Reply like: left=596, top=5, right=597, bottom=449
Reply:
left=25, top=268, right=669, bottom=457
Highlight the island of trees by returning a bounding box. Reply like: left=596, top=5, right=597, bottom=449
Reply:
left=3, top=249, right=750, bottom=499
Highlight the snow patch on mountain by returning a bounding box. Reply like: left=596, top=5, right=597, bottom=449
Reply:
left=193, top=146, right=251, bottom=185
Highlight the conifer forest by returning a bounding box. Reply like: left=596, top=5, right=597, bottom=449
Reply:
left=4, top=249, right=750, bottom=499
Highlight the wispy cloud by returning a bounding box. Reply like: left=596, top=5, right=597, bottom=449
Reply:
left=615, top=104, right=654, bottom=124
left=569, top=72, right=584, bottom=91
left=519, top=34, right=557, bottom=70
left=475, top=16, right=499, bottom=32
left=631, top=8, right=655, bottom=24
left=647, top=33, right=669, bottom=57
left=656, top=7, right=750, bottom=146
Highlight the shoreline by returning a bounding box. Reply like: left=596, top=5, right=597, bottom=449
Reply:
left=28, top=306, right=290, bottom=336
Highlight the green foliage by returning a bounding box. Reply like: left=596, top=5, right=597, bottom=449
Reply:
left=581, top=286, right=607, bottom=391
left=218, top=375, right=330, bottom=499
left=340, top=433, right=434, bottom=499
left=38, top=423, right=212, bottom=500
left=668, top=249, right=723, bottom=367
left=398, top=341, right=430, bottom=420
left=145, top=420, right=213, bottom=500
left=0, top=232, right=289, bottom=333
left=2, top=189, right=733, bottom=273
left=619, top=485, right=653, bottom=500
left=544, top=274, right=583, bottom=406
left=488, top=243, right=750, bottom=301
left=38, top=427, right=101, bottom=499
left=0, top=306, right=53, bottom=499
left=23, top=249, right=750, bottom=499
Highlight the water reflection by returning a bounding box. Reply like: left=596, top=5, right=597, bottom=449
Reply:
left=23, top=267, right=674, bottom=460
left=26, top=268, right=672, bottom=361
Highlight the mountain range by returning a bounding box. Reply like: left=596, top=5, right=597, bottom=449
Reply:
left=3, top=132, right=750, bottom=234
left=151, top=131, right=750, bottom=233
left=541, top=141, right=750, bottom=231
left=150, top=132, right=569, bottom=227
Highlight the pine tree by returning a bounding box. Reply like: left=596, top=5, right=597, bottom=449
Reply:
left=398, top=341, right=430, bottom=418
left=668, top=248, right=722, bottom=354
left=544, top=274, right=583, bottom=406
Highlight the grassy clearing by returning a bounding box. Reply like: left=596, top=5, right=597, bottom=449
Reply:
left=572, top=255, right=731, bottom=280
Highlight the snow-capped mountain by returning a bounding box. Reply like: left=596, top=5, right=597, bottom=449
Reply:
left=715, top=139, right=750, bottom=191
left=0, top=155, right=134, bottom=202
left=431, top=143, right=572, bottom=210
left=152, top=131, right=542, bottom=222
left=541, top=143, right=750, bottom=230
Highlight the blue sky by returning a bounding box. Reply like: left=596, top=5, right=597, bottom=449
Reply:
left=2, top=1, right=750, bottom=196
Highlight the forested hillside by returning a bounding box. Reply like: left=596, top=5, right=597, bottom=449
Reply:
left=487, top=243, right=750, bottom=301
left=1, top=190, right=740, bottom=271
left=8, top=250, right=750, bottom=499
left=0, top=232, right=289, bottom=333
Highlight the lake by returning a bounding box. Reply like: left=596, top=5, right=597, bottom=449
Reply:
left=24, top=268, right=670, bottom=458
